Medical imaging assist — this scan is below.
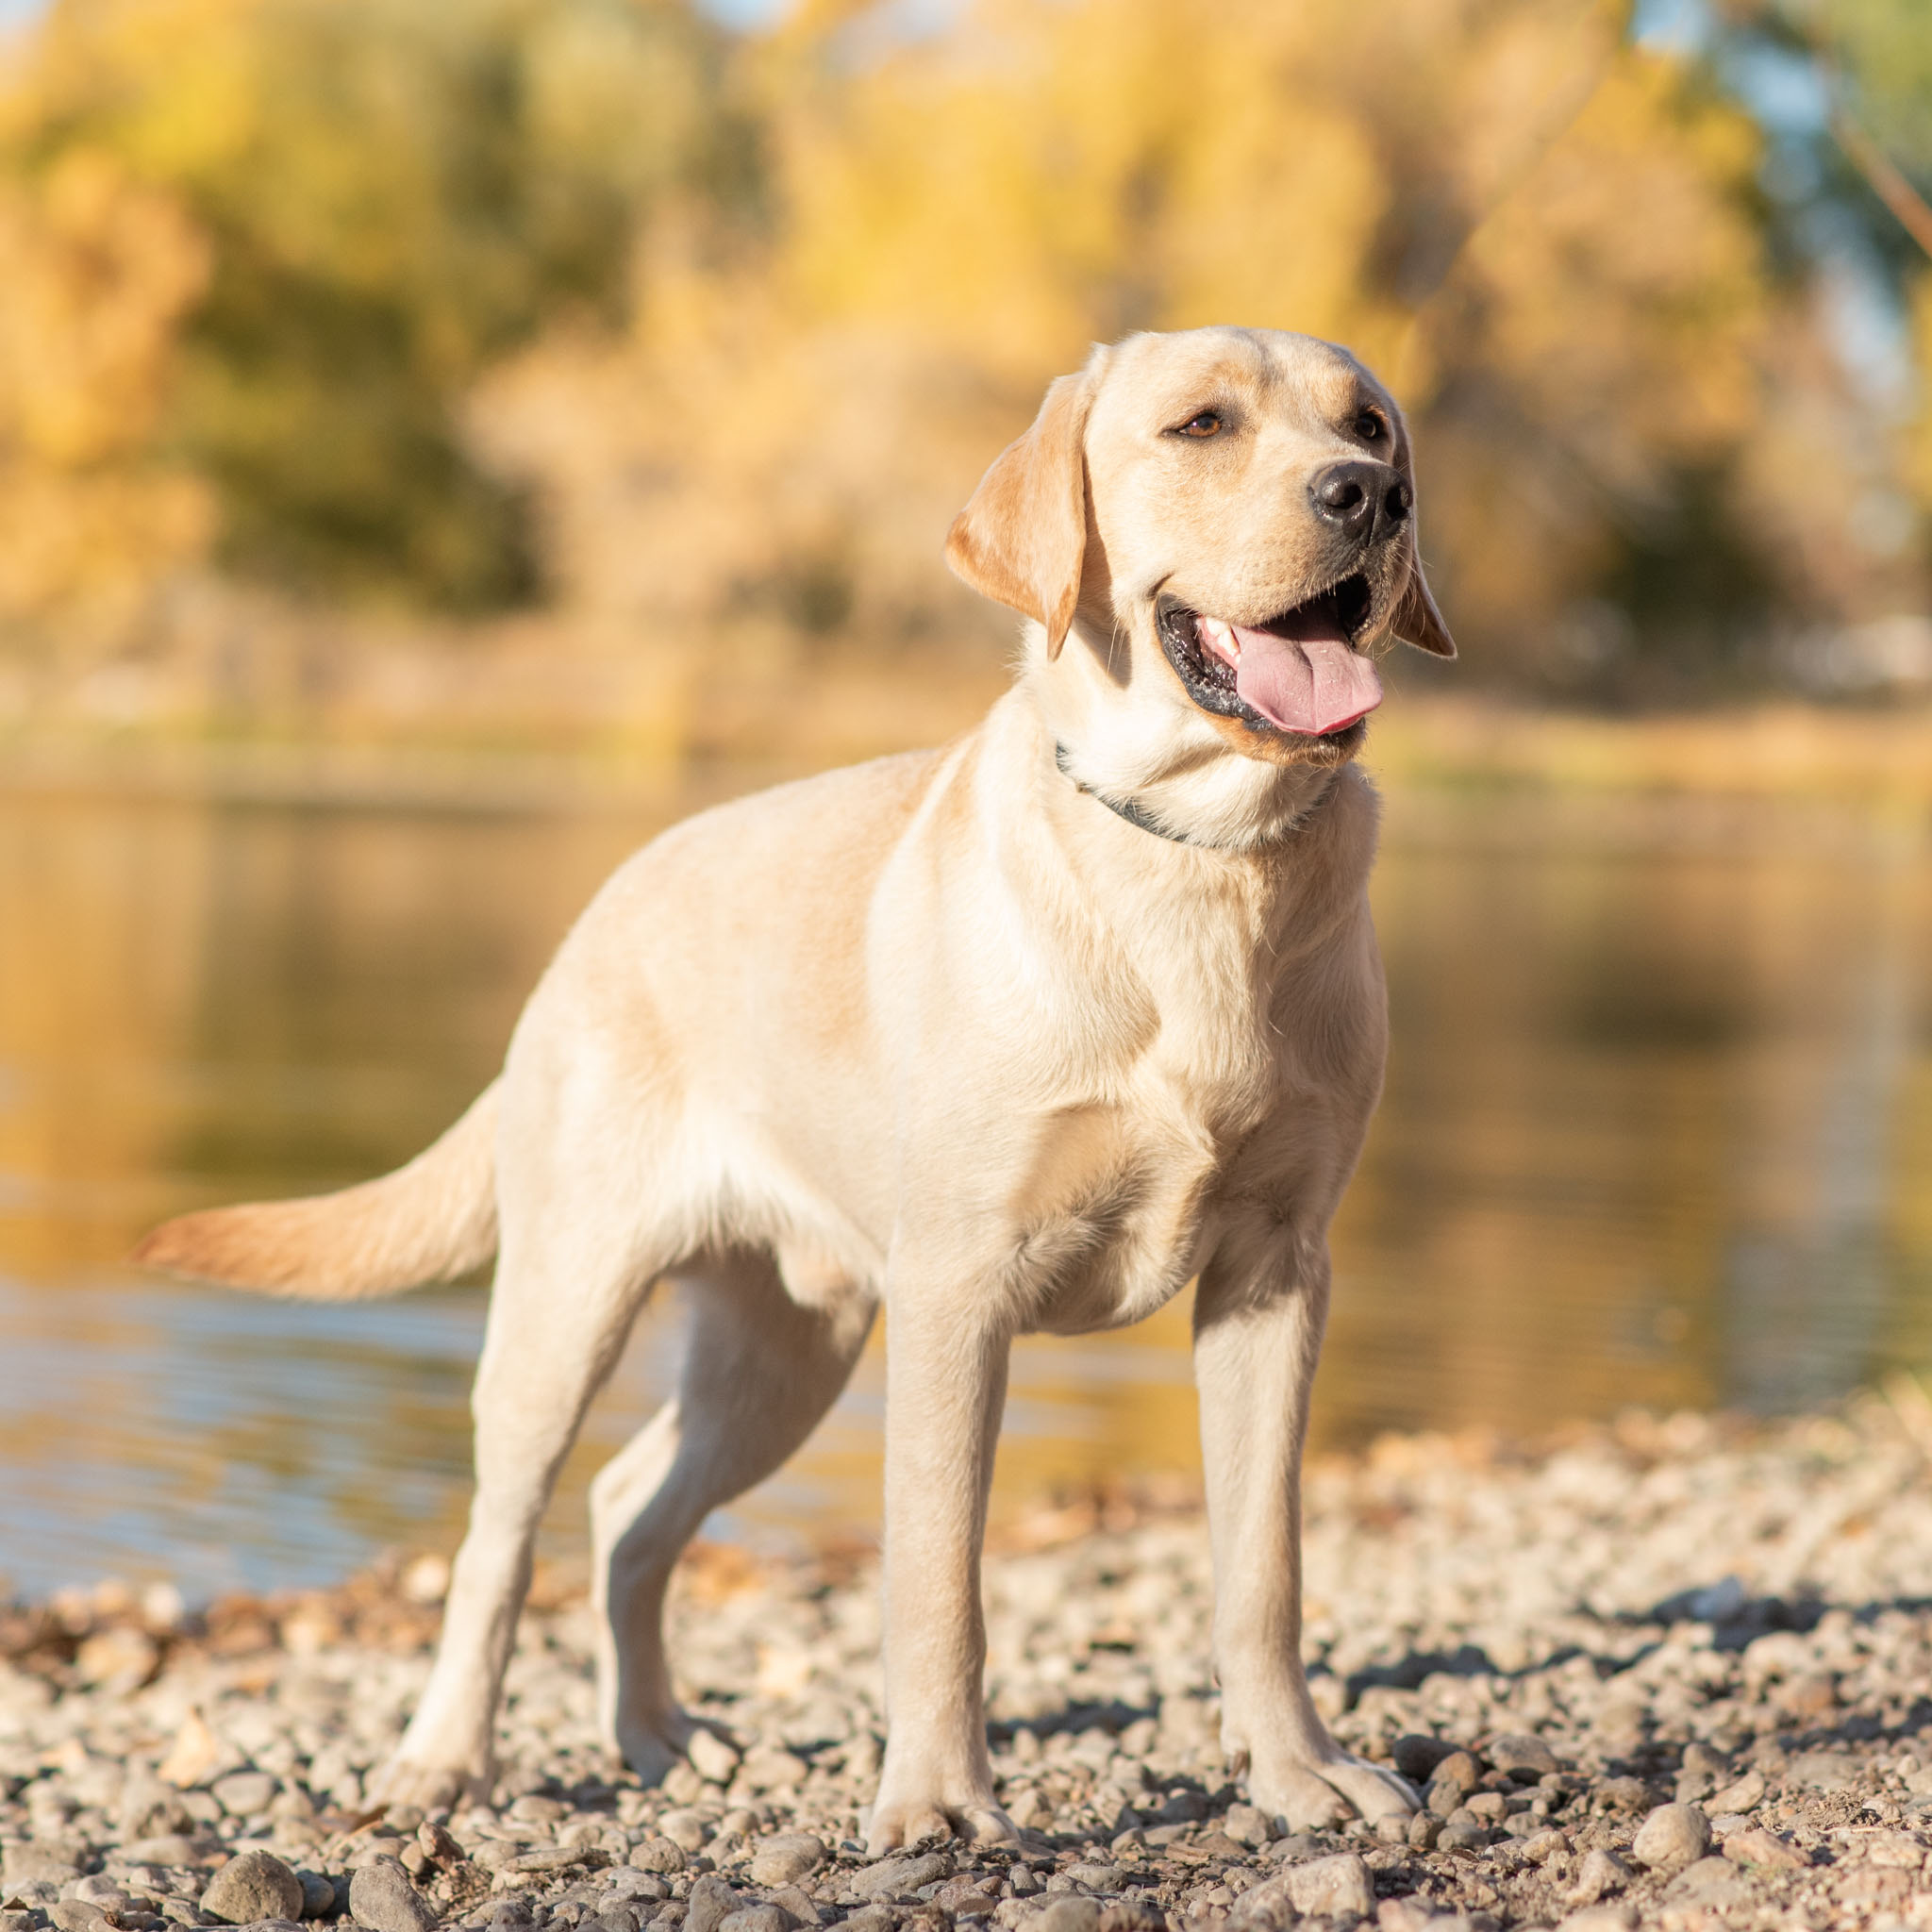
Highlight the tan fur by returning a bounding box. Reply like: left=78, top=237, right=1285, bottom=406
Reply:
left=136, top=326, right=1451, bottom=1849
left=133, top=1082, right=501, bottom=1297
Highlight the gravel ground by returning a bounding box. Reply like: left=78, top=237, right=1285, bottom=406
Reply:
left=13, top=1398, right=1932, bottom=1932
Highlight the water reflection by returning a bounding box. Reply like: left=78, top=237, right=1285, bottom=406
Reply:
left=1, top=775, right=1928, bottom=1596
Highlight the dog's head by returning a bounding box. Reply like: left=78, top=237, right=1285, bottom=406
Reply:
left=947, top=327, right=1454, bottom=800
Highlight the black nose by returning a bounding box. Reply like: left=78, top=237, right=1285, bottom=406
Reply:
left=1310, top=460, right=1412, bottom=544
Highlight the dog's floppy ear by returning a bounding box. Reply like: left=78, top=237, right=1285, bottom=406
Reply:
left=945, top=358, right=1100, bottom=659
left=1392, top=547, right=1457, bottom=658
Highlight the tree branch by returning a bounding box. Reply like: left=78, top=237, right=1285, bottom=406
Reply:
left=1831, top=108, right=1932, bottom=262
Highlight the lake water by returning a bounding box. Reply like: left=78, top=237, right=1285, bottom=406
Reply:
left=3, top=760, right=1930, bottom=1599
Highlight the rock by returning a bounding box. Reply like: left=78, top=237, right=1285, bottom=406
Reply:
left=123, top=1835, right=222, bottom=1868
left=1553, top=1909, right=1635, bottom=1932
left=1630, top=1804, right=1710, bottom=1873
left=1569, top=1850, right=1632, bottom=1905
left=3, top=1846, right=85, bottom=1890
left=606, top=1873, right=674, bottom=1903
left=1405, top=1813, right=1440, bottom=1851
left=1035, top=1902, right=1101, bottom=1932
left=1861, top=1830, right=1929, bottom=1867
left=849, top=1854, right=951, bottom=1901
left=1060, top=1865, right=1121, bottom=1891
left=202, top=1852, right=307, bottom=1925
left=1223, top=1805, right=1275, bottom=1848
left=212, top=1773, right=280, bottom=1819
left=67, top=1881, right=130, bottom=1909
left=1706, top=1771, right=1764, bottom=1814
left=1785, top=1750, right=1857, bottom=1791
left=1437, top=1816, right=1487, bottom=1853
left=74, top=1627, right=160, bottom=1692
left=1424, top=1754, right=1480, bottom=1816
left=1486, top=1734, right=1558, bottom=1781
left=737, top=1748, right=809, bottom=1794
left=748, top=1837, right=824, bottom=1888
left=688, top=1732, right=741, bottom=1786
left=632, top=1840, right=689, bottom=1875
left=346, top=1858, right=437, bottom=1932
left=1095, top=1906, right=1163, bottom=1932
left=1391, top=1737, right=1459, bottom=1785
left=717, top=1909, right=790, bottom=1932
left=1722, top=1828, right=1807, bottom=1871
left=1590, top=1778, right=1653, bottom=1815
left=765, top=1885, right=822, bottom=1925
left=158, top=1711, right=226, bottom=1789
left=1516, top=1829, right=1567, bottom=1864
left=298, top=1870, right=339, bottom=1919
left=48, top=1903, right=112, bottom=1932
left=658, top=1813, right=712, bottom=1854
left=512, top=1844, right=608, bottom=1874
left=1663, top=1857, right=1748, bottom=1907
left=684, top=1876, right=741, bottom=1932
left=1284, top=1853, right=1374, bottom=1919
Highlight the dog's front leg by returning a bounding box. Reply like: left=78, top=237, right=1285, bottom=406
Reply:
left=867, top=1287, right=1017, bottom=1853
left=1194, top=1236, right=1417, bottom=1832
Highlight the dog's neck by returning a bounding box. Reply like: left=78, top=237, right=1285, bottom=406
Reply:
left=1027, top=623, right=1348, bottom=852
left=1051, top=740, right=1339, bottom=850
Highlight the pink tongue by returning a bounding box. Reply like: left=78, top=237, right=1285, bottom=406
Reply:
left=1229, top=624, right=1382, bottom=735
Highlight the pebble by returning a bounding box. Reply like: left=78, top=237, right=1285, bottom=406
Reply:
left=657, top=1812, right=711, bottom=1854
left=1285, top=1853, right=1374, bottom=1918
left=687, top=1733, right=740, bottom=1786
left=1720, top=1826, right=1807, bottom=1870
left=299, top=1870, right=340, bottom=1918
left=1554, top=1909, right=1636, bottom=1932
left=347, top=1858, right=438, bottom=1932
left=1487, top=1733, right=1559, bottom=1781
left=1033, top=1903, right=1099, bottom=1932
left=746, top=1837, right=824, bottom=1888
left=200, top=1850, right=306, bottom=1924
left=16, top=1402, right=1932, bottom=1932
left=1628, top=1804, right=1709, bottom=1872
left=1571, top=1849, right=1632, bottom=1904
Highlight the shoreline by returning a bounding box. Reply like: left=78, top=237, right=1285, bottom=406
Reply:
left=8, top=1401, right=1932, bottom=1931
left=3, top=695, right=1932, bottom=824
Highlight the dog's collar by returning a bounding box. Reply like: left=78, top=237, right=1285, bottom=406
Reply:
left=1053, top=741, right=1195, bottom=843
left=1052, top=741, right=1332, bottom=851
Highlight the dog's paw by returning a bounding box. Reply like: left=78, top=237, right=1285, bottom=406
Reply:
left=1251, top=1754, right=1416, bottom=1831
left=613, top=1708, right=695, bottom=1787
left=366, top=1756, right=490, bottom=1814
left=864, top=1791, right=1017, bottom=1857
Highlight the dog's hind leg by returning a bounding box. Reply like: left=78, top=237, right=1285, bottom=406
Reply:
left=370, top=1145, right=665, bottom=1812
left=589, top=1247, right=875, bottom=1783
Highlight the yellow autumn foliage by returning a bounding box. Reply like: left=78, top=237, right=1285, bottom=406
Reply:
left=0, top=147, right=212, bottom=619
left=479, top=0, right=1782, bottom=677
left=0, top=0, right=1924, bottom=705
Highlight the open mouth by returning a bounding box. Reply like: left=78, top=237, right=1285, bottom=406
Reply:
left=1157, top=574, right=1380, bottom=739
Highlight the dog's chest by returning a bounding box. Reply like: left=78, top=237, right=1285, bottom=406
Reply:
left=1010, top=1004, right=1279, bottom=1336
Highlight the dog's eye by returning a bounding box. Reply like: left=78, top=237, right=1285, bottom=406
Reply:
left=1352, top=410, right=1386, bottom=442
left=1174, top=410, right=1222, bottom=439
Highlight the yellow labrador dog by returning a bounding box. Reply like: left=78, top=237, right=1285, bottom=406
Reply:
left=139, top=325, right=1455, bottom=1850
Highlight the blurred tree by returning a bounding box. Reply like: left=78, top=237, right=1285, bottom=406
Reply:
left=1704, top=0, right=1932, bottom=604
left=482, top=0, right=1791, bottom=691
left=0, top=0, right=739, bottom=618
left=0, top=146, right=212, bottom=624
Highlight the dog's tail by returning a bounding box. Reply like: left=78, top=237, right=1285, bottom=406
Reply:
left=132, top=1081, right=501, bottom=1299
